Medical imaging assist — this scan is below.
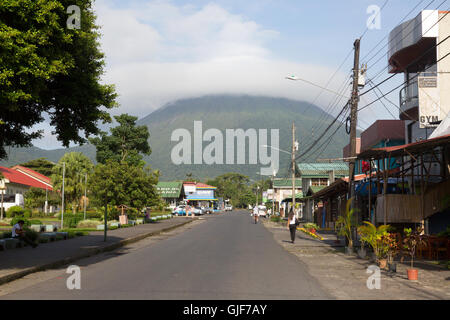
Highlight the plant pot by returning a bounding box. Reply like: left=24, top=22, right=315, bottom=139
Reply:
left=357, top=248, right=367, bottom=259
left=388, top=262, right=397, bottom=273
left=407, top=269, right=418, bottom=281
left=378, top=258, right=387, bottom=269
left=345, top=246, right=353, bottom=255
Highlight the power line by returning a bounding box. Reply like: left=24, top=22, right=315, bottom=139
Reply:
left=296, top=102, right=350, bottom=161
left=359, top=49, right=450, bottom=112
left=362, top=0, right=437, bottom=65
left=360, top=16, right=450, bottom=99
left=367, top=80, right=397, bottom=119
left=364, top=0, right=447, bottom=77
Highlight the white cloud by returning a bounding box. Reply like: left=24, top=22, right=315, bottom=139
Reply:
left=32, top=0, right=351, bottom=149
left=94, top=0, right=349, bottom=116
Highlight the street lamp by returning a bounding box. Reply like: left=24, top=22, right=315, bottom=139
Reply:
left=61, top=162, right=65, bottom=229
left=285, top=74, right=350, bottom=99
left=261, top=145, right=291, bottom=155
left=272, top=169, right=277, bottom=215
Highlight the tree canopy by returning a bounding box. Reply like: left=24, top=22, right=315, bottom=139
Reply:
left=51, top=152, right=94, bottom=212
left=90, top=161, right=160, bottom=212
left=90, top=114, right=151, bottom=166
left=19, top=158, right=55, bottom=177
left=0, top=0, right=117, bottom=159
left=207, top=173, right=259, bottom=208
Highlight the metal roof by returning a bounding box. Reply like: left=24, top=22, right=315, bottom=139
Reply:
left=297, top=163, right=348, bottom=178
left=357, top=134, right=450, bottom=160
left=156, top=181, right=183, bottom=198
left=273, top=178, right=302, bottom=188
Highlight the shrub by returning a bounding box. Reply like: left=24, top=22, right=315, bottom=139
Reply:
left=2, top=231, right=12, bottom=239
left=77, top=219, right=102, bottom=229
left=23, top=209, right=32, bottom=218
left=24, top=228, right=39, bottom=243
left=304, top=223, right=319, bottom=230
left=28, top=220, right=42, bottom=225
left=270, top=216, right=281, bottom=223
left=6, top=206, right=25, bottom=218
left=63, top=214, right=85, bottom=228
left=10, top=217, right=31, bottom=227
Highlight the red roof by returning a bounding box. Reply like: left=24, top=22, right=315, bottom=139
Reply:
left=11, top=165, right=52, bottom=184
left=183, top=181, right=216, bottom=189
left=0, top=167, right=53, bottom=191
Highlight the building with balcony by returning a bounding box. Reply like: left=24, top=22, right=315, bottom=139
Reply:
left=388, top=10, right=450, bottom=142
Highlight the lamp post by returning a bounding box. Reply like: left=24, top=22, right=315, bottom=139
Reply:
left=84, top=173, right=87, bottom=220
left=61, top=162, right=65, bottom=229
left=272, top=169, right=277, bottom=215
left=285, top=75, right=350, bottom=99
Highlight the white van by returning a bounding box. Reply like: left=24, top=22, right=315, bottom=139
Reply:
left=257, top=205, right=267, bottom=217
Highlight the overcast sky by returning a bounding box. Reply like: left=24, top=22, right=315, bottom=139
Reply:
left=31, top=0, right=444, bottom=149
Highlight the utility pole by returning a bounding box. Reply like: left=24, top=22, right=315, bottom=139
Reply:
left=348, top=39, right=361, bottom=209
left=84, top=173, right=87, bottom=220
left=61, top=162, right=65, bottom=229
left=291, top=122, right=297, bottom=218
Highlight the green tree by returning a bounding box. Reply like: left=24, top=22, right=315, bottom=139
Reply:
left=90, top=114, right=151, bottom=166
left=19, top=158, right=55, bottom=177
left=207, top=173, right=257, bottom=208
left=91, top=161, right=160, bottom=212
left=51, top=152, right=94, bottom=213
left=24, top=187, right=59, bottom=212
left=0, top=0, right=117, bottom=160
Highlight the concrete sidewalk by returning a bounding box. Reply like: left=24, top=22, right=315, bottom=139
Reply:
left=263, top=220, right=450, bottom=300
left=0, top=217, right=194, bottom=285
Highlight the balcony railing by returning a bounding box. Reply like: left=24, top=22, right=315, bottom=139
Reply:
left=399, top=80, right=418, bottom=117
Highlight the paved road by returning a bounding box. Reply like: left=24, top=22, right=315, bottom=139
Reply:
left=1, top=211, right=330, bottom=299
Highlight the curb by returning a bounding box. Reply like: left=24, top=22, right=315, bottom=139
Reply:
left=0, top=219, right=195, bottom=286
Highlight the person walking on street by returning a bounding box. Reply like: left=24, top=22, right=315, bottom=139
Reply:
left=287, top=209, right=297, bottom=243
left=253, top=205, right=259, bottom=224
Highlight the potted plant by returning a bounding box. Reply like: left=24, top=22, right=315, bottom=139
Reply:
left=357, top=221, right=390, bottom=268
left=385, top=233, right=399, bottom=272
left=335, top=198, right=357, bottom=255
left=357, top=238, right=367, bottom=259
left=403, top=227, right=427, bottom=280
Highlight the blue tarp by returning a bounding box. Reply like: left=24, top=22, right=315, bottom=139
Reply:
left=355, top=178, right=409, bottom=196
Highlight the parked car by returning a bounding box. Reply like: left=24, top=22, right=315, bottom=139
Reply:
left=204, top=207, right=213, bottom=214
left=257, top=205, right=267, bottom=217
left=194, top=207, right=204, bottom=216
left=225, top=205, right=233, bottom=211
left=172, top=205, right=186, bottom=216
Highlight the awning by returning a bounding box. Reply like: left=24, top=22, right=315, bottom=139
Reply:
left=358, top=134, right=450, bottom=160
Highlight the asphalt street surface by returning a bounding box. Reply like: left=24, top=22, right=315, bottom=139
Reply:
left=1, top=211, right=330, bottom=299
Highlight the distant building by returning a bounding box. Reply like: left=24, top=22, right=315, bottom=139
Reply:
left=0, top=166, right=53, bottom=195
left=297, top=162, right=348, bottom=222
left=271, top=178, right=302, bottom=217
left=0, top=166, right=53, bottom=211
left=183, top=182, right=218, bottom=209
left=343, top=120, right=406, bottom=175
left=388, top=10, right=450, bottom=142
left=156, top=181, right=184, bottom=208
